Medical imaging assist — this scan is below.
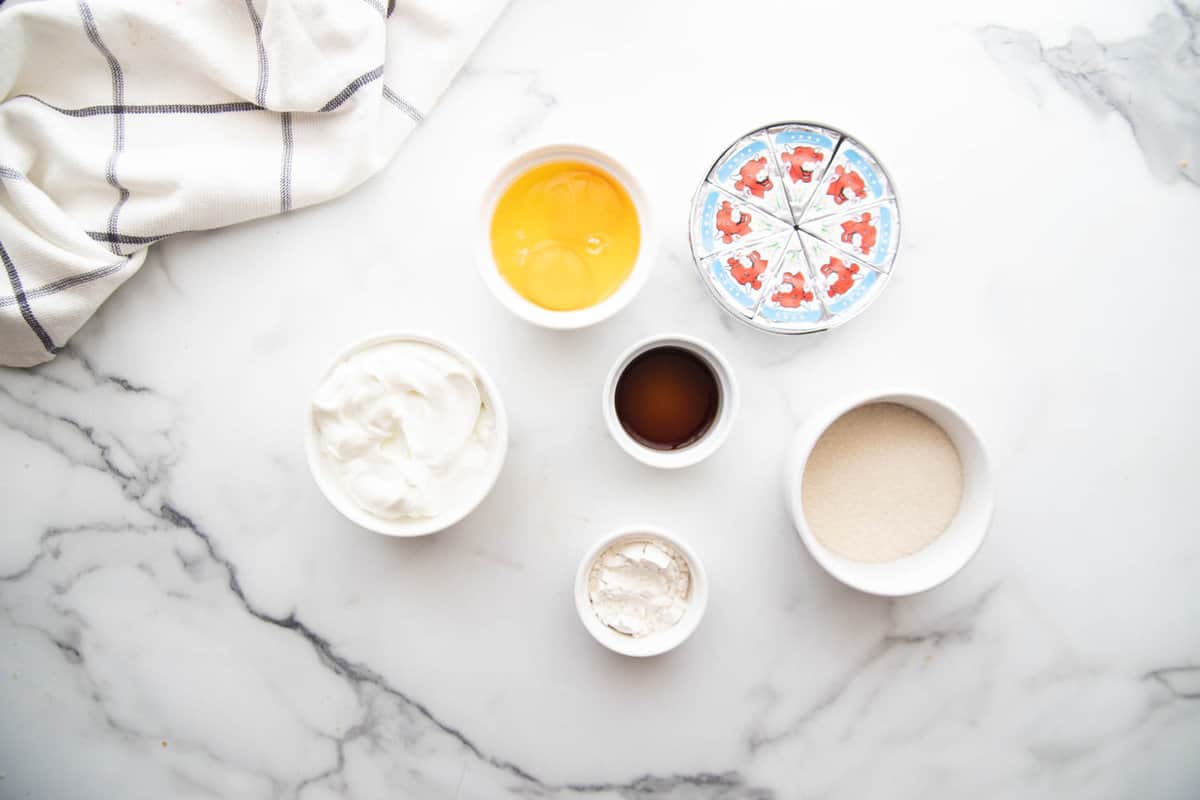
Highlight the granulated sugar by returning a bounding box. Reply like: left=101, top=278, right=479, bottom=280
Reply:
left=802, top=402, right=963, bottom=563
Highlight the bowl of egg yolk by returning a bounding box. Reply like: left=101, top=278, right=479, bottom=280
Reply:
left=479, top=144, right=655, bottom=329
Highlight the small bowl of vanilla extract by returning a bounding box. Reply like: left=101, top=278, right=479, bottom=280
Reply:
left=602, top=333, right=739, bottom=469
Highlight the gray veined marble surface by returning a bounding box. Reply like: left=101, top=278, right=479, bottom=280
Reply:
left=2, top=1, right=1199, bottom=798
left=980, top=0, right=1199, bottom=186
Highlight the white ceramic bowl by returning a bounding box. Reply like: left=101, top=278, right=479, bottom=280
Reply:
left=784, top=391, right=993, bottom=596
left=574, top=525, right=709, bottom=657
left=602, top=333, right=739, bottom=469
left=304, top=331, right=508, bottom=537
left=476, top=143, right=656, bottom=329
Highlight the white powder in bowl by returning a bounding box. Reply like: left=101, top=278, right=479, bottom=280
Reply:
left=801, top=402, right=963, bottom=563
left=587, top=537, right=691, bottom=637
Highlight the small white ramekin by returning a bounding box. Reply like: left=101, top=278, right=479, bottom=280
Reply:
left=574, top=525, right=709, bottom=657
left=304, top=331, right=508, bottom=537
left=476, top=143, right=656, bottom=329
left=784, top=390, right=993, bottom=596
left=602, top=333, right=738, bottom=469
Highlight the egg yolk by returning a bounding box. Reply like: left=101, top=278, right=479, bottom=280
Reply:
left=490, top=160, right=640, bottom=311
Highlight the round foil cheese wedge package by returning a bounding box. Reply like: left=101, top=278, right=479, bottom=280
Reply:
left=688, top=122, right=902, bottom=334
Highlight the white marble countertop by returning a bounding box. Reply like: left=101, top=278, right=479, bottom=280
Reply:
left=3, top=1, right=1199, bottom=797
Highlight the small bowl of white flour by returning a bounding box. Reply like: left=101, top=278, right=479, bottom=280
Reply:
left=574, top=526, right=709, bottom=657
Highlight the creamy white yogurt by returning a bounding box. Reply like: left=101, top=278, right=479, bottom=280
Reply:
left=311, top=340, right=495, bottom=519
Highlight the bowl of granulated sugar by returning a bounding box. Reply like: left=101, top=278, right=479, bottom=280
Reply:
left=784, top=391, right=993, bottom=596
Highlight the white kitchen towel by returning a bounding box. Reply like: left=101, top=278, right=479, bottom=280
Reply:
left=0, top=0, right=507, bottom=367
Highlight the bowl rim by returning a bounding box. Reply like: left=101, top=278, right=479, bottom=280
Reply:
left=601, top=332, right=739, bottom=469
left=476, top=142, right=656, bottom=330
left=783, top=389, right=993, bottom=596
left=303, top=330, right=509, bottom=537
left=573, top=525, right=710, bottom=657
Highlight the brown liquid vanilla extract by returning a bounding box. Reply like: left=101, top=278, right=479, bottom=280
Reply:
left=615, top=347, right=719, bottom=451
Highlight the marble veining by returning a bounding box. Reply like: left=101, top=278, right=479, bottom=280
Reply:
left=3, top=0, right=1199, bottom=797
left=1, top=350, right=773, bottom=796
left=980, top=0, right=1199, bottom=186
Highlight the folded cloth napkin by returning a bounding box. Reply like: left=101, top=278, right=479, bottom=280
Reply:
left=0, top=0, right=506, bottom=367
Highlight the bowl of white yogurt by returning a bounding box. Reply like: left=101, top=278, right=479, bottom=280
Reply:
left=305, top=331, right=508, bottom=537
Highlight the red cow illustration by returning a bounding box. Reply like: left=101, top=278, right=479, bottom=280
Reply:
left=820, top=256, right=860, bottom=297
left=726, top=250, right=768, bottom=290
left=781, top=146, right=824, bottom=184
left=771, top=271, right=814, bottom=308
left=735, top=157, right=773, bottom=198
left=715, top=200, right=752, bottom=244
left=839, top=212, right=877, bottom=255
left=826, top=166, right=867, bottom=204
